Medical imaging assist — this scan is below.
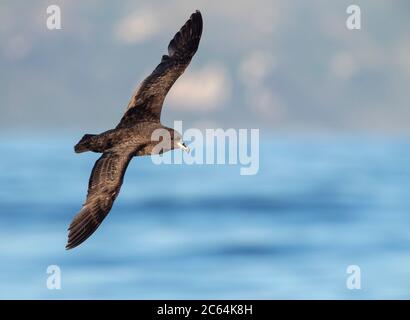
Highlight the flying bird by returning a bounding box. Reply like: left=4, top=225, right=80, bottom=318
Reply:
left=66, top=10, right=203, bottom=249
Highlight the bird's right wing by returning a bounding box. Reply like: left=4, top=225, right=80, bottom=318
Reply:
left=116, top=10, right=203, bottom=128
left=66, top=150, right=133, bottom=249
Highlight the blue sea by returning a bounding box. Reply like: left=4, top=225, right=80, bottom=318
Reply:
left=0, top=135, right=410, bottom=299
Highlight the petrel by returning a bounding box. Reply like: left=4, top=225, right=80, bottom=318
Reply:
left=66, top=11, right=203, bottom=249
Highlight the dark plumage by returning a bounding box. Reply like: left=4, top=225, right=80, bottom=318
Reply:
left=66, top=11, right=203, bottom=250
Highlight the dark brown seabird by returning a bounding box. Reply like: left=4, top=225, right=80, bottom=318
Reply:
left=66, top=11, right=203, bottom=249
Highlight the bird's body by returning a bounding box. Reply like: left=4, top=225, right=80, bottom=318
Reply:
left=66, top=11, right=203, bottom=249
left=74, top=123, right=172, bottom=155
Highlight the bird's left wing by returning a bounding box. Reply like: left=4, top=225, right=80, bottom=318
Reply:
left=66, top=150, right=133, bottom=249
left=116, top=10, right=203, bottom=128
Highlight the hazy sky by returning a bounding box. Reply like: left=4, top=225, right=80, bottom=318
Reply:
left=2, top=0, right=410, bottom=134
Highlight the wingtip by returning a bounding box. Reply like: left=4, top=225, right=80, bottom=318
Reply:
left=191, top=10, right=203, bottom=34
left=65, top=233, right=77, bottom=250
left=191, top=10, right=202, bottom=22
left=65, top=240, right=75, bottom=250
left=65, top=237, right=81, bottom=250
left=65, top=229, right=84, bottom=250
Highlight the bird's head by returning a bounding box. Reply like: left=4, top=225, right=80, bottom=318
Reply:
left=151, top=127, right=190, bottom=154
left=158, top=128, right=190, bottom=153
left=171, top=129, right=190, bottom=153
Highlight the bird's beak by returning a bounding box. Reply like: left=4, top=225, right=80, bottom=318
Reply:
left=177, top=141, right=190, bottom=153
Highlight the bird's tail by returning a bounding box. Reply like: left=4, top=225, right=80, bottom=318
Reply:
left=74, top=134, right=96, bottom=153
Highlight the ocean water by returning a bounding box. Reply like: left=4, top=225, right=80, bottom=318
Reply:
left=0, top=135, right=410, bottom=299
